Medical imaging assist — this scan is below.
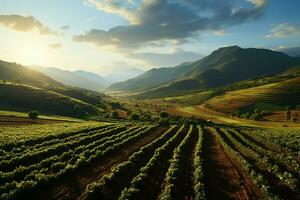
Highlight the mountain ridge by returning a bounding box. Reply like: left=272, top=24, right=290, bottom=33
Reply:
left=109, top=46, right=300, bottom=99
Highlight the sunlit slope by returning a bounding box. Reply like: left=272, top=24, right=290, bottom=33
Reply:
left=206, top=77, right=300, bottom=113
left=0, top=83, right=102, bottom=117
left=0, top=60, right=61, bottom=88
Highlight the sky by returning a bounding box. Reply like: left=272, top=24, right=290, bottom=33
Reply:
left=0, top=0, right=299, bottom=75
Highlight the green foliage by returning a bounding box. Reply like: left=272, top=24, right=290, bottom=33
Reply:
left=110, top=111, right=119, bottom=119
left=159, top=111, right=169, bottom=119
left=129, top=113, right=140, bottom=121
left=0, top=124, right=158, bottom=199
left=110, top=102, right=122, bottom=110
left=28, top=111, right=39, bottom=121
left=250, top=113, right=263, bottom=121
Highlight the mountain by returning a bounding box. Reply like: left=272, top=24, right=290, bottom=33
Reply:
left=0, top=60, right=61, bottom=87
left=105, top=68, right=145, bottom=83
left=278, top=46, right=300, bottom=58
left=109, top=46, right=300, bottom=98
left=108, top=62, right=192, bottom=91
left=73, top=70, right=110, bottom=86
left=31, top=67, right=107, bottom=92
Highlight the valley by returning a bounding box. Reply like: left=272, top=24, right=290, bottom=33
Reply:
left=1, top=42, right=300, bottom=200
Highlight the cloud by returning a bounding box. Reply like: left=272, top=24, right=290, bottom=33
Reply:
left=61, top=25, right=70, bottom=30
left=0, top=15, right=57, bottom=35
left=85, top=0, right=138, bottom=23
left=246, top=0, right=267, bottom=8
left=213, top=29, right=227, bottom=36
left=131, top=49, right=203, bottom=67
left=276, top=46, right=300, bottom=57
left=265, top=23, right=300, bottom=38
left=48, top=43, right=62, bottom=49
left=75, top=0, right=268, bottom=50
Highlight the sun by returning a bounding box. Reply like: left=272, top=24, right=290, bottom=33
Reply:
left=19, top=43, right=48, bottom=66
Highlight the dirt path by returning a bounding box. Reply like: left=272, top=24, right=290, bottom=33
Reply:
left=203, top=129, right=263, bottom=200
left=34, top=127, right=167, bottom=200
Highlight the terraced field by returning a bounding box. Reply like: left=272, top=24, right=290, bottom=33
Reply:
left=206, top=77, right=300, bottom=113
left=0, top=122, right=299, bottom=200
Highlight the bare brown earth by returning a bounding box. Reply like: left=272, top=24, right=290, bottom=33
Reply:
left=33, top=127, right=167, bottom=200
left=203, top=129, right=265, bottom=200
left=0, top=115, right=75, bottom=125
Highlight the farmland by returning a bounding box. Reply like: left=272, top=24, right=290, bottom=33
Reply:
left=0, top=122, right=299, bottom=200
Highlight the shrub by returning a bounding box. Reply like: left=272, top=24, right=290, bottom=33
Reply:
left=129, top=113, right=140, bottom=121
left=250, top=113, right=262, bottom=121
left=110, top=111, right=119, bottom=118
left=28, top=111, right=39, bottom=121
left=159, top=111, right=169, bottom=119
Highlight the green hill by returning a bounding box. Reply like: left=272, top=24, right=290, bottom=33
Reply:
left=0, top=60, right=61, bottom=88
left=0, top=83, right=102, bottom=117
left=206, top=76, right=300, bottom=113
left=109, top=46, right=300, bottom=99
left=0, top=60, right=107, bottom=117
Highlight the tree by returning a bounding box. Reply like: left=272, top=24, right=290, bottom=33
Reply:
left=110, top=102, right=122, bottom=110
left=159, top=111, right=169, bottom=119
left=285, top=110, right=291, bottom=121
left=110, top=111, right=119, bottom=118
left=129, top=113, right=140, bottom=121
left=28, top=111, right=39, bottom=121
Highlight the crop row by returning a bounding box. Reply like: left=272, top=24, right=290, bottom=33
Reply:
left=1, top=125, right=156, bottom=199
left=82, top=125, right=178, bottom=200
left=119, top=125, right=187, bottom=200
left=209, top=127, right=280, bottom=200
left=0, top=123, right=112, bottom=151
left=193, top=126, right=206, bottom=200
left=241, top=129, right=300, bottom=157
left=0, top=125, right=127, bottom=172
left=229, top=129, right=300, bottom=176
left=0, top=124, right=117, bottom=161
left=159, top=125, right=195, bottom=200
left=221, top=128, right=298, bottom=192
left=0, top=126, right=142, bottom=187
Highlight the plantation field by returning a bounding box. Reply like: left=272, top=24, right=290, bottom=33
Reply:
left=0, top=122, right=299, bottom=200
left=206, top=77, right=300, bottom=113
left=169, top=105, right=300, bottom=128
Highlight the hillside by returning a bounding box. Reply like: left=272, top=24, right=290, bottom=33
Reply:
left=0, top=60, right=108, bottom=117
left=0, top=60, right=62, bottom=88
left=105, top=67, right=145, bottom=83
left=108, top=62, right=192, bottom=91
left=31, top=66, right=108, bottom=92
left=206, top=76, right=300, bottom=113
left=74, top=70, right=110, bottom=86
left=0, top=83, right=102, bottom=117
left=109, top=46, right=300, bottom=99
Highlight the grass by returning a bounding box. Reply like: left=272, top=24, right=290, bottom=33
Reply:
left=206, top=77, right=300, bottom=113
left=0, top=109, right=83, bottom=122
left=163, top=91, right=215, bottom=105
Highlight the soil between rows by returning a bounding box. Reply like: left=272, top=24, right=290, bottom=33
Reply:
left=203, top=129, right=265, bottom=200
left=33, top=127, right=167, bottom=200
